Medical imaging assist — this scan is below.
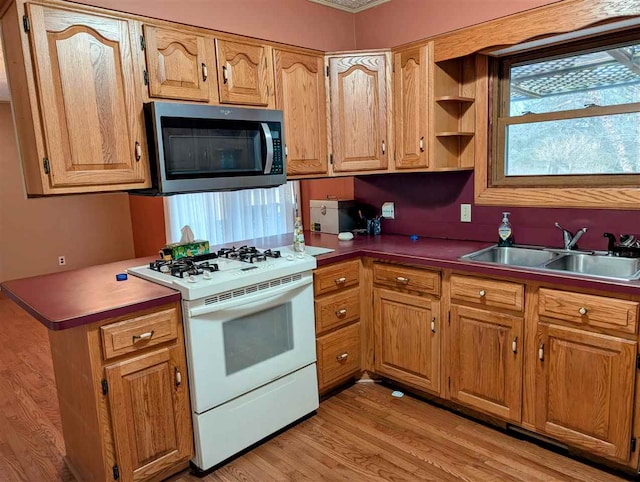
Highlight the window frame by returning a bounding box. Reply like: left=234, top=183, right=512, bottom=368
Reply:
left=490, top=29, right=640, bottom=188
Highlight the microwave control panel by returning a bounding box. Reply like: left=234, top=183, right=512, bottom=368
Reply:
left=270, top=127, right=284, bottom=175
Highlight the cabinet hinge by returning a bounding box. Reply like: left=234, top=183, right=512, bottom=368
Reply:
left=448, top=376, right=451, bottom=391
left=101, top=379, right=108, bottom=395
left=329, top=153, right=333, bottom=165
left=112, top=464, right=120, bottom=480
left=140, top=34, right=146, bottom=51
left=143, top=70, right=149, bottom=86
left=43, top=158, right=50, bottom=175
left=636, top=354, right=640, bottom=370
left=448, top=311, right=451, bottom=326
left=632, top=437, right=637, bottom=454
left=326, top=65, right=329, bottom=77
left=22, top=15, right=30, bottom=33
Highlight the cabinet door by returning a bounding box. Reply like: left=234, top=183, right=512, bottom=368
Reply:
left=450, top=304, right=523, bottom=422
left=144, top=25, right=215, bottom=102
left=27, top=5, right=148, bottom=189
left=216, top=39, right=270, bottom=106
left=374, top=288, right=440, bottom=394
left=535, top=324, right=636, bottom=462
left=105, top=346, right=193, bottom=481
left=393, top=45, right=429, bottom=169
left=274, top=49, right=328, bottom=176
left=328, top=54, right=390, bottom=172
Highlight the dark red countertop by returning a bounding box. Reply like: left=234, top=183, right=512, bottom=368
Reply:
left=1, top=257, right=180, bottom=331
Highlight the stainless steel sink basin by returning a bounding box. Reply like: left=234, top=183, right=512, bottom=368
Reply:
left=544, top=254, right=640, bottom=280
left=461, top=246, right=559, bottom=267
left=461, top=245, right=640, bottom=281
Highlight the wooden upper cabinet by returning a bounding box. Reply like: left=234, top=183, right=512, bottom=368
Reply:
left=26, top=4, right=149, bottom=191
left=535, top=324, right=636, bottom=462
left=450, top=304, right=523, bottom=422
left=274, top=49, right=328, bottom=176
left=373, top=288, right=440, bottom=394
left=327, top=52, right=391, bottom=173
left=215, top=39, right=271, bottom=106
left=393, top=45, right=429, bottom=169
left=143, top=25, right=216, bottom=102
left=105, top=345, right=193, bottom=481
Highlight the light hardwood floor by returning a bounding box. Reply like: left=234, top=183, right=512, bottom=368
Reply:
left=0, top=294, right=629, bottom=481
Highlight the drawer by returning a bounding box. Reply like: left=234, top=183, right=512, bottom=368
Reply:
left=450, top=275, right=524, bottom=311
left=317, top=322, right=361, bottom=390
left=315, top=287, right=360, bottom=335
left=101, top=306, right=179, bottom=360
left=373, top=263, right=440, bottom=296
left=539, top=288, right=638, bottom=334
left=314, top=259, right=360, bottom=296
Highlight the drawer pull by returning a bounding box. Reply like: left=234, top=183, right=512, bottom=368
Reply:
left=430, top=317, right=436, bottom=333
left=578, top=307, right=588, bottom=316
left=396, top=276, right=410, bottom=284
left=479, top=289, right=486, bottom=297
left=538, top=343, right=544, bottom=361
left=134, top=141, right=142, bottom=161
left=175, top=366, right=182, bottom=387
left=335, top=308, right=348, bottom=318
left=419, top=136, right=425, bottom=152
left=336, top=352, right=349, bottom=362
left=334, top=277, right=347, bottom=285
left=512, top=336, right=518, bottom=354
left=132, top=330, right=154, bottom=342
left=202, top=62, right=208, bottom=81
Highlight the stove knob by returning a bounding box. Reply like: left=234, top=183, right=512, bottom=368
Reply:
left=203, top=271, right=212, bottom=280
left=160, top=265, right=169, bottom=273
left=188, top=275, right=197, bottom=283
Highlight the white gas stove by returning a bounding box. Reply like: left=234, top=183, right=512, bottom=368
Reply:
left=128, top=244, right=319, bottom=473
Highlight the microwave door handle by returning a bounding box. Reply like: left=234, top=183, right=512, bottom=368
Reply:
left=260, top=122, right=274, bottom=174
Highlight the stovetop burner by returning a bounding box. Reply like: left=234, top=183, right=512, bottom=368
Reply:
left=217, top=246, right=281, bottom=264
left=150, top=252, right=220, bottom=279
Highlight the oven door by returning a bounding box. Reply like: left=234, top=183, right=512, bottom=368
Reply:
left=183, top=275, right=316, bottom=414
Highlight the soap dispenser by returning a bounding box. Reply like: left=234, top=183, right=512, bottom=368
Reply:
left=498, top=212, right=514, bottom=247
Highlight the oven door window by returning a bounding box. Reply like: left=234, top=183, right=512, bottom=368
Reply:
left=161, top=117, right=267, bottom=179
left=222, top=303, right=293, bottom=375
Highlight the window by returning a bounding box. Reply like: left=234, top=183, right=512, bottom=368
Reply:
left=164, top=181, right=299, bottom=245
left=492, top=32, right=640, bottom=187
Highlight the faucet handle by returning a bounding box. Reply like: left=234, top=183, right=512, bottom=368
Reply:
left=555, top=222, right=569, bottom=233
left=604, top=232, right=617, bottom=254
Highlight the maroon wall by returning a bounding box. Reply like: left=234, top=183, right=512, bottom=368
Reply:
left=354, top=172, right=640, bottom=251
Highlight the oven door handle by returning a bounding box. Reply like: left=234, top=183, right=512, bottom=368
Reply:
left=261, top=122, right=274, bottom=174
left=187, top=276, right=312, bottom=318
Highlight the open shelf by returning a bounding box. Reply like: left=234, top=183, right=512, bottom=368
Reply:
left=436, top=131, right=475, bottom=137
left=435, top=95, right=475, bottom=103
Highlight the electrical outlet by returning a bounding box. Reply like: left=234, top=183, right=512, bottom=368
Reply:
left=58, top=256, right=66, bottom=266
left=460, top=204, right=472, bottom=223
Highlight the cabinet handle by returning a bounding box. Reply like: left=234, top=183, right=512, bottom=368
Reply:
left=175, top=366, right=182, bottom=387
left=419, top=136, right=425, bottom=152
left=512, top=336, right=518, bottom=354
left=578, top=307, right=588, bottom=315
left=132, top=330, right=154, bottom=342
left=396, top=276, right=410, bottom=284
left=381, top=140, right=386, bottom=155
left=538, top=343, right=544, bottom=361
left=334, top=277, right=347, bottom=285
left=222, top=65, right=229, bottom=84
left=336, top=353, right=349, bottom=361
left=335, top=308, right=348, bottom=317
left=135, top=141, right=142, bottom=161
left=430, top=317, right=436, bottom=333
left=285, top=145, right=289, bottom=158
left=202, top=63, right=208, bottom=82
left=479, top=289, right=486, bottom=297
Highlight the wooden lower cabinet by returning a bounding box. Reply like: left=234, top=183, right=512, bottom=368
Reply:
left=317, top=323, right=361, bottom=392
left=535, top=323, right=637, bottom=462
left=449, top=304, right=523, bottom=422
left=48, top=302, right=193, bottom=482
left=105, top=346, right=193, bottom=481
left=373, top=287, right=440, bottom=394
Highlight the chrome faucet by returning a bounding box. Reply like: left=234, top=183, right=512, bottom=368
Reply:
left=555, top=222, right=588, bottom=250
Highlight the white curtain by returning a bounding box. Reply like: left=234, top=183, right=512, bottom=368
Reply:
left=164, top=181, right=300, bottom=245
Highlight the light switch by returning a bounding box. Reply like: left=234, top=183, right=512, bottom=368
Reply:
left=460, top=204, right=472, bottom=222
left=382, top=202, right=395, bottom=219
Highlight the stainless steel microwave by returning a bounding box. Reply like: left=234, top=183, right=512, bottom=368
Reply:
left=134, top=102, right=286, bottom=195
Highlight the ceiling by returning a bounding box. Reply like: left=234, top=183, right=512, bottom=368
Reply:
left=0, top=43, right=8, bottom=102
left=308, top=0, right=390, bottom=13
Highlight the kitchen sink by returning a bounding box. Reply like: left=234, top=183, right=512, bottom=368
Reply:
left=461, top=245, right=640, bottom=281
left=544, top=253, right=640, bottom=280
left=461, top=246, right=559, bottom=267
